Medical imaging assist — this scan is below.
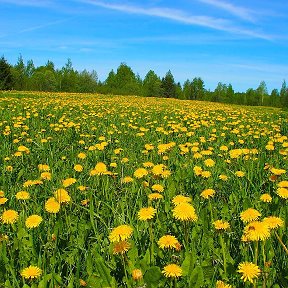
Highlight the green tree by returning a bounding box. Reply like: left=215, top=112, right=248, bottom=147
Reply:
left=12, top=55, right=27, bottom=90
left=161, top=70, right=176, bottom=98
left=77, top=70, right=98, bottom=93
left=143, top=70, right=162, bottom=97
left=0, top=56, right=13, bottom=90
left=183, top=80, right=191, bottom=100
left=280, top=80, right=288, bottom=108
left=256, top=81, right=268, bottom=106
left=191, top=77, right=205, bottom=100
left=270, top=89, right=280, bottom=107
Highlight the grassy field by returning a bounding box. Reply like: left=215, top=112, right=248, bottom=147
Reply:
left=0, top=91, right=287, bottom=288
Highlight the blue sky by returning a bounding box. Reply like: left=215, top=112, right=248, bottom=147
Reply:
left=1, top=0, right=288, bottom=92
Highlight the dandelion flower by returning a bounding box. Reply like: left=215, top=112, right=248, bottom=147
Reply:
left=90, top=162, right=107, bottom=175
left=25, top=215, right=43, bottom=229
left=173, top=203, right=198, bottom=222
left=216, top=280, right=232, bottom=288
left=213, top=220, right=230, bottom=231
left=240, top=208, right=261, bottom=223
left=148, top=193, right=163, bottom=200
left=158, top=235, right=180, bottom=250
left=45, top=197, right=60, bottom=213
left=243, top=221, right=270, bottom=241
left=162, top=264, right=182, bottom=278
left=200, top=188, right=215, bottom=199
left=1, top=210, right=19, bottom=224
left=278, top=181, right=288, bottom=188
left=132, top=269, right=143, bottom=281
left=38, top=164, right=50, bottom=171
left=260, top=194, right=272, bottom=203
left=235, top=171, right=245, bottom=177
left=40, top=172, right=51, bottom=180
left=74, top=164, right=83, bottom=172
left=172, top=195, right=192, bottom=206
left=138, top=207, right=156, bottom=221
left=62, top=178, right=76, bottom=187
left=152, top=164, right=165, bottom=176
left=112, top=240, right=131, bottom=255
left=276, top=187, right=288, bottom=199
left=204, top=158, right=215, bottom=167
left=16, top=191, right=30, bottom=200
left=151, top=184, right=164, bottom=193
left=122, top=176, right=134, bottom=183
left=262, top=216, right=284, bottom=229
left=134, top=168, right=148, bottom=179
left=54, top=189, right=71, bottom=203
left=109, top=225, right=133, bottom=243
left=78, top=152, right=86, bottom=159
left=21, top=266, right=42, bottom=279
left=237, top=262, right=261, bottom=283
left=0, top=198, right=8, bottom=205
left=270, top=168, right=286, bottom=175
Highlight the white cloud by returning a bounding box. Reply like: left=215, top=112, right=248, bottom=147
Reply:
left=197, top=0, right=255, bottom=22
left=80, top=0, right=271, bottom=40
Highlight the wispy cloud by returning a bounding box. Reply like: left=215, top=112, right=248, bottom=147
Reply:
left=197, top=0, right=255, bottom=22
left=79, top=0, right=271, bottom=40
left=20, top=18, right=73, bottom=33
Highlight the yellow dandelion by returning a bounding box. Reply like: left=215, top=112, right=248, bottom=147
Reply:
left=112, top=240, right=131, bottom=255
left=78, top=152, right=86, bottom=159
left=200, top=188, right=215, bottom=199
left=278, top=181, right=288, bottom=188
left=25, top=215, right=43, bottom=229
left=260, top=194, right=272, bottom=203
left=243, top=221, right=270, bottom=241
left=216, top=280, right=232, bottom=288
left=219, top=174, right=228, bottom=181
left=0, top=191, right=4, bottom=197
left=162, top=264, right=182, bottom=278
left=74, top=164, right=83, bottom=172
left=161, top=170, right=171, bottom=178
left=148, top=193, right=163, bottom=200
left=40, top=172, right=51, bottom=180
left=204, top=158, right=215, bottom=167
left=262, top=216, right=284, bottom=229
left=79, top=279, right=87, bottom=286
left=122, top=176, right=134, bottom=183
left=213, top=220, right=230, bottom=230
left=134, top=168, right=148, bottom=179
left=173, top=203, right=198, bottom=222
left=45, top=197, right=60, bottom=213
left=62, top=178, right=76, bottom=187
left=201, top=171, right=211, bottom=178
left=21, top=266, right=42, bottom=279
left=0, top=198, right=8, bottom=205
left=237, top=262, right=261, bottom=283
left=54, top=189, right=71, bottom=203
left=1, top=210, right=19, bottom=224
left=151, top=184, right=164, bottom=193
left=132, top=269, right=143, bottom=281
left=38, top=164, right=50, bottom=171
left=158, top=235, right=180, bottom=250
left=151, top=164, right=165, bottom=176
left=138, top=207, right=156, bottom=221
left=172, top=195, right=192, bottom=206
left=16, top=191, right=30, bottom=200
left=240, top=208, right=261, bottom=223
left=109, top=225, right=133, bottom=243
left=270, top=168, right=286, bottom=175
left=78, top=185, right=88, bottom=191
left=90, top=162, right=107, bottom=175
left=193, top=166, right=202, bottom=176
left=143, top=162, right=154, bottom=168
left=276, top=187, right=288, bottom=199
left=235, top=171, right=245, bottom=177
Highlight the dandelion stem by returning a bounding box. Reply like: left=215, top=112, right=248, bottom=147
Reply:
left=219, top=233, right=227, bottom=278
left=275, top=231, right=288, bottom=255
left=254, top=241, right=259, bottom=265
left=121, top=254, right=130, bottom=288
left=148, top=222, right=155, bottom=265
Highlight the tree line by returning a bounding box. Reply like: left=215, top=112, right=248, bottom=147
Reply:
left=1, top=55, right=288, bottom=108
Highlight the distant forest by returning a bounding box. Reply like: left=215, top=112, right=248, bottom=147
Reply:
left=1, top=55, right=288, bottom=108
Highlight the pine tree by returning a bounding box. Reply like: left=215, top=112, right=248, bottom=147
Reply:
left=0, top=56, right=13, bottom=90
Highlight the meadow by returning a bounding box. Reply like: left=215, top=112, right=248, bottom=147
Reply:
left=0, top=91, right=287, bottom=288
